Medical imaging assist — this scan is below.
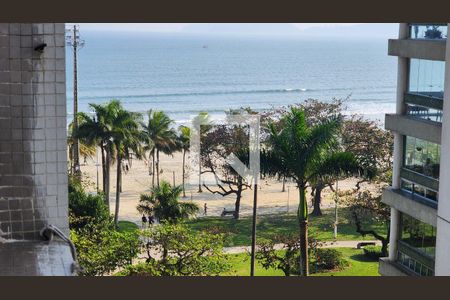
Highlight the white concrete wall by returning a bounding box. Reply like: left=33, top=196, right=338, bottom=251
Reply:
left=435, top=23, right=450, bottom=276
left=388, top=23, right=409, bottom=261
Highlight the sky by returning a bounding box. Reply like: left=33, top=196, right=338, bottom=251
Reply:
left=75, top=23, right=398, bottom=39
left=79, top=23, right=359, bottom=32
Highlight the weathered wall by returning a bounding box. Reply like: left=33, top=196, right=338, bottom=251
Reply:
left=0, top=23, right=68, bottom=240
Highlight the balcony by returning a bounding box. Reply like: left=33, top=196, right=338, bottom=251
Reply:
left=388, top=39, right=446, bottom=61
left=382, top=188, right=437, bottom=226
left=385, top=114, right=441, bottom=144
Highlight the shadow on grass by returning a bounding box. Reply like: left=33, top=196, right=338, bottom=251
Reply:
left=349, top=253, right=378, bottom=263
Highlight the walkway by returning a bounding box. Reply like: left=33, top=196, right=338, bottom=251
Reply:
left=222, top=240, right=382, bottom=254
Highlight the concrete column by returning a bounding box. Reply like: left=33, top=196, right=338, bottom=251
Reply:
left=387, top=23, right=409, bottom=261
left=0, top=23, right=68, bottom=241
left=435, top=24, right=450, bottom=276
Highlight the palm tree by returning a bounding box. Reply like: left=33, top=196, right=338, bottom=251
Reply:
left=178, top=125, right=190, bottom=197
left=267, top=108, right=358, bottom=276
left=141, top=110, right=177, bottom=187
left=110, top=105, right=144, bottom=227
left=137, top=180, right=198, bottom=223
left=76, top=100, right=122, bottom=208
left=192, top=112, right=212, bottom=192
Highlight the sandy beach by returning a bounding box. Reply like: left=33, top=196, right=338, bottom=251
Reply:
left=79, top=151, right=374, bottom=225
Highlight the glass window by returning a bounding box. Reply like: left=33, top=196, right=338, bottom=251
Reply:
left=410, top=24, right=448, bottom=40
left=403, top=136, right=440, bottom=179
left=401, top=179, right=438, bottom=203
left=406, top=104, right=442, bottom=122
left=409, top=59, right=445, bottom=99
left=400, top=214, right=436, bottom=258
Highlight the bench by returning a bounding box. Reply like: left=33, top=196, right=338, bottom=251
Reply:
left=221, top=209, right=236, bottom=217
left=356, top=242, right=376, bottom=249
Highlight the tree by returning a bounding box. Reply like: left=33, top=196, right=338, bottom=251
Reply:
left=262, top=99, right=349, bottom=216
left=341, top=115, right=394, bottom=188
left=344, top=187, right=390, bottom=256
left=191, top=111, right=213, bottom=193
left=68, top=177, right=141, bottom=276
left=137, top=180, right=198, bottom=223
left=77, top=100, right=122, bottom=208
left=177, top=125, right=190, bottom=198
left=68, top=176, right=112, bottom=231
left=256, top=235, right=301, bottom=276
left=71, top=227, right=141, bottom=276
left=200, top=112, right=252, bottom=219
left=129, top=223, right=230, bottom=276
left=109, top=105, right=144, bottom=227
left=141, top=110, right=178, bottom=187
left=266, top=108, right=359, bottom=276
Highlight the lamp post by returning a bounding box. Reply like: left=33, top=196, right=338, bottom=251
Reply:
left=334, top=179, right=339, bottom=240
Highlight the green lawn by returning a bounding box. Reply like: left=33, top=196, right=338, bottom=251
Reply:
left=223, top=247, right=380, bottom=276
left=117, top=220, right=139, bottom=233
left=186, top=208, right=387, bottom=247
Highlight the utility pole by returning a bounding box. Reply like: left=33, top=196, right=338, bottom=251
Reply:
left=66, top=25, right=85, bottom=176
left=250, top=182, right=258, bottom=276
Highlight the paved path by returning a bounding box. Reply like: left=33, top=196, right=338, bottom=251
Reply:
left=223, top=240, right=382, bottom=254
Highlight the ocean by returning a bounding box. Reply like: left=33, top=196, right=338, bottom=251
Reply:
left=66, top=31, right=397, bottom=125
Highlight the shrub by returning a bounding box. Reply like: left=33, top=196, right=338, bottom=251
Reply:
left=116, top=262, right=161, bottom=276
left=71, top=227, right=141, bottom=276
left=69, top=177, right=112, bottom=231
left=314, top=248, right=349, bottom=271
left=363, top=245, right=383, bottom=260
left=140, top=223, right=230, bottom=276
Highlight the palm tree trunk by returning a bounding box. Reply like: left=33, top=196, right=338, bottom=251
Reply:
left=156, top=149, right=160, bottom=187
left=182, top=149, right=186, bottom=197
left=105, top=151, right=111, bottom=209
left=114, top=153, right=122, bottom=227
left=198, top=164, right=202, bottom=193
left=298, top=184, right=309, bottom=276
left=100, top=145, right=106, bottom=192
left=151, top=149, right=155, bottom=187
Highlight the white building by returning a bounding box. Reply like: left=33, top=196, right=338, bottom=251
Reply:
left=379, top=23, right=450, bottom=276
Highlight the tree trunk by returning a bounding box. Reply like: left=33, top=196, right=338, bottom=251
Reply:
left=310, top=185, right=323, bottom=216
left=298, top=184, right=309, bottom=276
left=198, top=164, right=202, bottom=193
left=105, top=151, right=111, bottom=210
left=114, top=153, right=122, bottom=228
left=381, top=239, right=389, bottom=257
left=100, top=145, right=109, bottom=209
left=182, top=149, right=186, bottom=197
left=282, top=175, right=286, bottom=192
left=234, top=178, right=243, bottom=219
left=156, top=149, right=160, bottom=187
left=151, top=149, right=155, bottom=187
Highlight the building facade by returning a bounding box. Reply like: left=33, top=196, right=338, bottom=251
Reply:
left=379, top=23, right=450, bottom=276
left=0, top=23, right=73, bottom=275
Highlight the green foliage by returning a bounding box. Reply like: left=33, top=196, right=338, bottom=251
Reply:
left=313, top=248, right=349, bottom=271
left=71, top=227, right=141, bottom=276
left=256, top=235, right=301, bottom=276
left=137, top=223, right=230, bottom=276
left=362, top=245, right=383, bottom=260
left=68, top=176, right=112, bottom=231
left=116, top=262, right=161, bottom=276
left=137, top=181, right=198, bottom=223
left=117, top=221, right=139, bottom=233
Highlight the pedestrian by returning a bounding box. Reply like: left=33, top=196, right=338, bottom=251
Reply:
left=204, top=203, right=207, bottom=216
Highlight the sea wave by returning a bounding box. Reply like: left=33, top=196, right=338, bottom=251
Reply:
left=77, top=88, right=310, bottom=101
